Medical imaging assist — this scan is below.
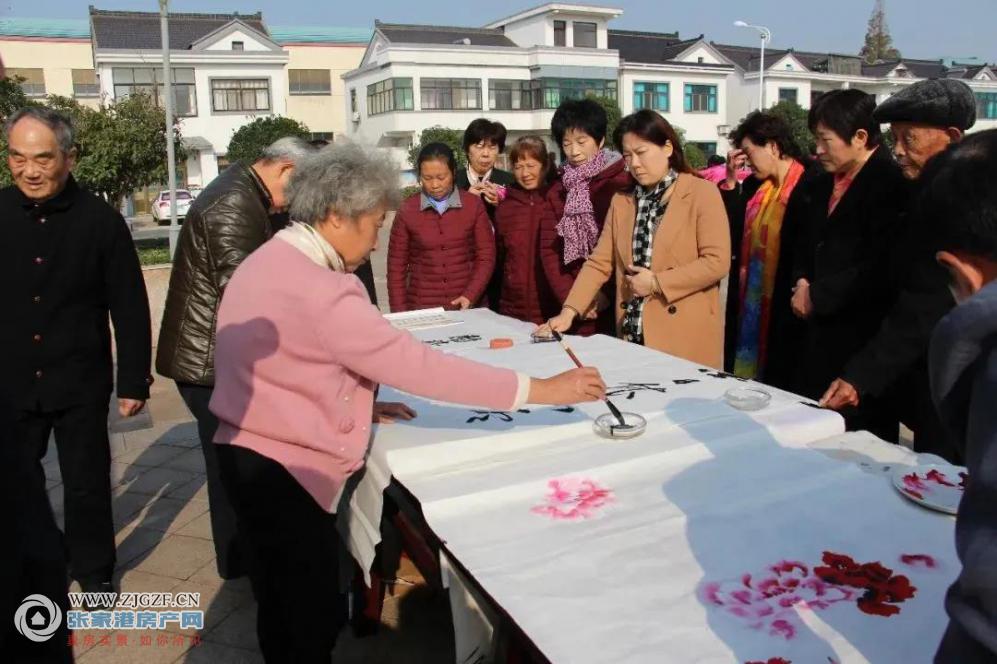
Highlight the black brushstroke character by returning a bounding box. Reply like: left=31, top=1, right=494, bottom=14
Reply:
left=606, top=382, right=669, bottom=399
left=697, top=368, right=748, bottom=381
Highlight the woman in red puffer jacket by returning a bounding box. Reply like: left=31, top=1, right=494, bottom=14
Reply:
left=494, top=136, right=564, bottom=325
left=388, top=143, right=496, bottom=312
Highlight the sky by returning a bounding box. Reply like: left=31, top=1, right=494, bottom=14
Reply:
left=5, top=0, right=996, bottom=64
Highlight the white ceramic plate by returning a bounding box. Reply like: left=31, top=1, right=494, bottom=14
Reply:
left=892, top=464, right=968, bottom=515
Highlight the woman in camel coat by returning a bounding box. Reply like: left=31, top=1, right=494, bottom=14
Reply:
left=544, top=110, right=730, bottom=368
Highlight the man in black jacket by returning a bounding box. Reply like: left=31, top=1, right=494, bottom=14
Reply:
left=156, top=136, right=316, bottom=579
left=819, top=79, right=976, bottom=461
left=0, top=106, right=152, bottom=596
left=921, top=129, right=997, bottom=663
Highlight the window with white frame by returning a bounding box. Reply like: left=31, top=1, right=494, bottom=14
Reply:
left=573, top=22, right=597, bottom=48
left=633, top=81, right=669, bottom=111
left=366, top=78, right=414, bottom=115
left=211, top=78, right=271, bottom=112
left=420, top=78, right=481, bottom=110
left=113, top=67, right=197, bottom=116
left=778, top=88, right=799, bottom=104
left=489, top=80, right=533, bottom=110
left=7, top=68, right=45, bottom=96
left=72, top=69, right=99, bottom=97
left=684, top=84, right=717, bottom=113
left=289, top=69, right=331, bottom=95
left=553, top=20, right=566, bottom=47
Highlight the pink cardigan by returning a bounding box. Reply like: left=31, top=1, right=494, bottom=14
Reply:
left=210, top=238, right=520, bottom=511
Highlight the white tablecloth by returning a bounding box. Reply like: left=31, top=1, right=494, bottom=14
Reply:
left=341, top=309, right=842, bottom=580
left=340, top=310, right=956, bottom=663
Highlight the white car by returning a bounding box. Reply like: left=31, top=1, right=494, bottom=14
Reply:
left=152, top=189, right=193, bottom=224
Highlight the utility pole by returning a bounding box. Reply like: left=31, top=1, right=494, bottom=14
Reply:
left=160, top=0, right=179, bottom=258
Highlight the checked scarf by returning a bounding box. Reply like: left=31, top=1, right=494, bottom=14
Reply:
left=621, top=170, right=677, bottom=344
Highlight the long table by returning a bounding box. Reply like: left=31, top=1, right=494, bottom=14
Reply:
left=341, top=309, right=957, bottom=663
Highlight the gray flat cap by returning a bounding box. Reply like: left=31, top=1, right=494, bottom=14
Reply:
left=873, top=78, right=977, bottom=130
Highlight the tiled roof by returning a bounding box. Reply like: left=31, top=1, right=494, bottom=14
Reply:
left=609, top=29, right=691, bottom=64
left=89, top=8, right=268, bottom=50
left=0, top=17, right=90, bottom=39
left=860, top=58, right=947, bottom=78
left=710, top=43, right=759, bottom=70
left=269, top=26, right=372, bottom=44
left=374, top=21, right=516, bottom=47
left=0, top=16, right=372, bottom=46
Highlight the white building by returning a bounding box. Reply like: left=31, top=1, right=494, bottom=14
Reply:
left=343, top=4, right=625, bottom=168
left=610, top=31, right=735, bottom=157
left=90, top=8, right=290, bottom=187
left=714, top=43, right=997, bottom=134
left=343, top=3, right=738, bottom=165
left=344, top=2, right=997, bottom=165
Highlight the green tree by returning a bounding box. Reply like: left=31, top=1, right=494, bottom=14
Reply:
left=0, top=74, right=32, bottom=119
left=226, top=115, right=310, bottom=164
left=586, top=94, right=622, bottom=147
left=860, top=0, right=901, bottom=64
left=672, top=125, right=707, bottom=170
left=767, top=100, right=815, bottom=156
left=408, top=126, right=465, bottom=170
left=0, top=75, right=36, bottom=187
left=0, top=92, right=184, bottom=204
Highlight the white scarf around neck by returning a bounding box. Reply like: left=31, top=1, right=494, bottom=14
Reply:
left=276, top=221, right=347, bottom=273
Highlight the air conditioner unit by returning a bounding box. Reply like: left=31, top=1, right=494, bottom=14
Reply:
left=352, top=111, right=361, bottom=122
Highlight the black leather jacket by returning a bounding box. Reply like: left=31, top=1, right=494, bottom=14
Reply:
left=156, top=163, right=273, bottom=385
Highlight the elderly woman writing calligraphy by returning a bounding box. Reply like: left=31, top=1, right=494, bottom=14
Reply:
left=208, top=142, right=605, bottom=662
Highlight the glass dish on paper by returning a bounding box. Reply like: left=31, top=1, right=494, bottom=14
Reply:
left=593, top=412, right=647, bottom=440
left=723, top=387, right=772, bottom=411
left=530, top=330, right=557, bottom=343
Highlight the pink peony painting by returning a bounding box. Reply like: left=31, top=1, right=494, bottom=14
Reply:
left=530, top=477, right=614, bottom=520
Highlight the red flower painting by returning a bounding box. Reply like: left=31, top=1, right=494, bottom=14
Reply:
left=899, top=553, right=938, bottom=570
left=902, top=467, right=966, bottom=500
left=813, top=552, right=916, bottom=617
left=702, top=551, right=917, bottom=640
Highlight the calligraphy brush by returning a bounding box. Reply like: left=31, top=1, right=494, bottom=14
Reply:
left=548, top=328, right=628, bottom=428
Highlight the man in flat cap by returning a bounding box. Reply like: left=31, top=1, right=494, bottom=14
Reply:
left=876, top=78, right=977, bottom=179
left=819, top=78, right=976, bottom=462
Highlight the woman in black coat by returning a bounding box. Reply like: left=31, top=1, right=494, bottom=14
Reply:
left=789, top=90, right=908, bottom=440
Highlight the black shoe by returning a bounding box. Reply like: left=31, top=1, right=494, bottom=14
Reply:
left=79, top=580, right=117, bottom=611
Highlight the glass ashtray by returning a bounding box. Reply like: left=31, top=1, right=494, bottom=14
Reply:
left=594, top=412, right=647, bottom=439
left=530, top=330, right=556, bottom=343
left=724, top=387, right=772, bottom=411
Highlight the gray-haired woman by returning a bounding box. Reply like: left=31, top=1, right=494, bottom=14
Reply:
left=209, top=142, right=605, bottom=661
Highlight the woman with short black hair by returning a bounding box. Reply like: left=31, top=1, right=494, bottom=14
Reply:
left=789, top=89, right=908, bottom=440
left=721, top=111, right=814, bottom=384
left=543, top=98, right=633, bottom=335
left=456, top=118, right=515, bottom=206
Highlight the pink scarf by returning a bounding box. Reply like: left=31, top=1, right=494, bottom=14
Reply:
left=556, top=150, right=607, bottom=264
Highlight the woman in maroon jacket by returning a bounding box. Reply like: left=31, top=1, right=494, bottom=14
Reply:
left=388, top=143, right=496, bottom=312
left=543, top=98, right=633, bottom=335
left=494, top=136, right=562, bottom=324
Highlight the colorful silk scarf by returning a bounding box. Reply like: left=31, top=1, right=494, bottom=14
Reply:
left=733, top=160, right=805, bottom=379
